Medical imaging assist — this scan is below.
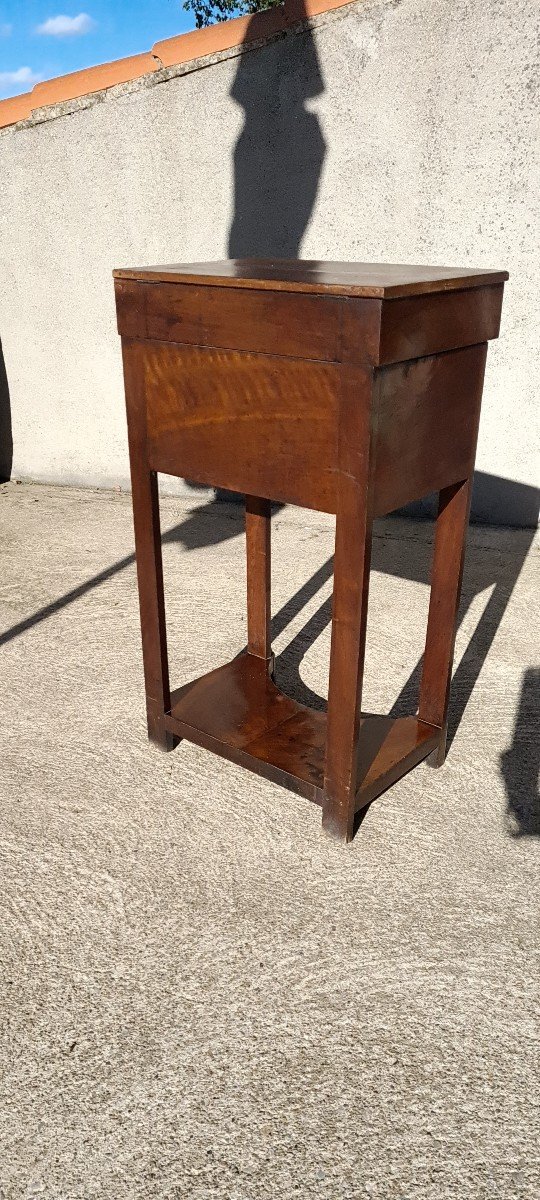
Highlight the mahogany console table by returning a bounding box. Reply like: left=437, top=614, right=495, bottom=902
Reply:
left=114, top=259, right=507, bottom=842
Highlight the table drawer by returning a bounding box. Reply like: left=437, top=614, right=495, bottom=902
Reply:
left=116, top=279, right=345, bottom=363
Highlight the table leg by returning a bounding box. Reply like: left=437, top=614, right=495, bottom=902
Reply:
left=245, top=495, right=272, bottom=664
left=323, top=512, right=373, bottom=841
left=419, top=477, right=473, bottom=765
left=123, top=342, right=174, bottom=751
left=323, top=367, right=374, bottom=842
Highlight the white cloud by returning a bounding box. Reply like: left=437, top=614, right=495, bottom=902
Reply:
left=0, top=66, right=42, bottom=87
left=36, top=13, right=96, bottom=37
left=0, top=23, right=13, bottom=36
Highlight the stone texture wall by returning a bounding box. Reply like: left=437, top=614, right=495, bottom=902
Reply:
left=0, top=0, right=538, bottom=524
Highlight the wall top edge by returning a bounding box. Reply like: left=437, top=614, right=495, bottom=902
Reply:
left=0, top=0, right=357, bottom=131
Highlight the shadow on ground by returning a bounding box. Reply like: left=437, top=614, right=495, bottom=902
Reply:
left=0, top=473, right=538, bottom=836
left=500, top=667, right=540, bottom=838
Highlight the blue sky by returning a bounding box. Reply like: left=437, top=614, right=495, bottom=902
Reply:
left=0, top=2, right=197, bottom=98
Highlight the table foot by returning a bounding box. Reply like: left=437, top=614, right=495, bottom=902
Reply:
left=321, top=806, right=355, bottom=844
left=426, top=731, right=447, bottom=768
left=147, top=701, right=179, bottom=752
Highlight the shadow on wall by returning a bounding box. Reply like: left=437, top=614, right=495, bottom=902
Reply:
left=228, top=0, right=325, bottom=257
left=0, top=338, right=13, bottom=482
left=405, top=475, right=540, bottom=530
left=225, top=6, right=534, bottom=530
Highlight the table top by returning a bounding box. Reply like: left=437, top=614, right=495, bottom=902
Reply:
left=113, top=258, right=508, bottom=299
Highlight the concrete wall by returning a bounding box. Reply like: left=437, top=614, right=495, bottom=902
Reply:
left=0, top=0, right=538, bottom=524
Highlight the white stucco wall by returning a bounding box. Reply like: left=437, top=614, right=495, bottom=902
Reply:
left=0, top=0, right=538, bottom=523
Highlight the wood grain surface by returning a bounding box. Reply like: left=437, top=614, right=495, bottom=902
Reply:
left=141, top=340, right=340, bottom=512
left=117, top=259, right=506, bottom=841
left=114, top=258, right=508, bottom=299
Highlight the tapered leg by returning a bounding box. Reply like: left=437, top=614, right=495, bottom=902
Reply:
left=419, top=477, right=473, bottom=765
left=131, top=469, right=175, bottom=749
left=323, top=512, right=373, bottom=841
left=245, top=495, right=272, bottom=663
left=323, top=367, right=375, bottom=842
left=122, top=342, right=174, bottom=750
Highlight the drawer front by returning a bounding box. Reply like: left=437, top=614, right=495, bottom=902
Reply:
left=116, top=279, right=383, bottom=366
left=140, top=340, right=340, bottom=512
left=373, top=343, right=487, bottom=515
left=116, top=279, right=343, bottom=362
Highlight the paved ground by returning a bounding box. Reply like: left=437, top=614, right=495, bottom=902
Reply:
left=0, top=482, right=538, bottom=1200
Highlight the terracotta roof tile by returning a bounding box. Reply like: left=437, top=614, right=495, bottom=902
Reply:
left=0, top=0, right=355, bottom=131
left=30, top=52, right=158, bottom=111
left=0, top=91, right=33, bottom=127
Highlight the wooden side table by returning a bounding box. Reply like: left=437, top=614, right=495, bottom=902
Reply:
left=114, top=259, right=507, bottom=842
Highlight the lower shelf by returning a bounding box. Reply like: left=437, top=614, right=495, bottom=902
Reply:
left=165, top=653, right=440, bottom=811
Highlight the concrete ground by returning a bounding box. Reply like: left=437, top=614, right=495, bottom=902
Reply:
left=0, top=481, right=538, bottom=1200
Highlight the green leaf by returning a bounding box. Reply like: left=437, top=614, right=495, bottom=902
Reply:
left=183, top=0, right=283, bottom=31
